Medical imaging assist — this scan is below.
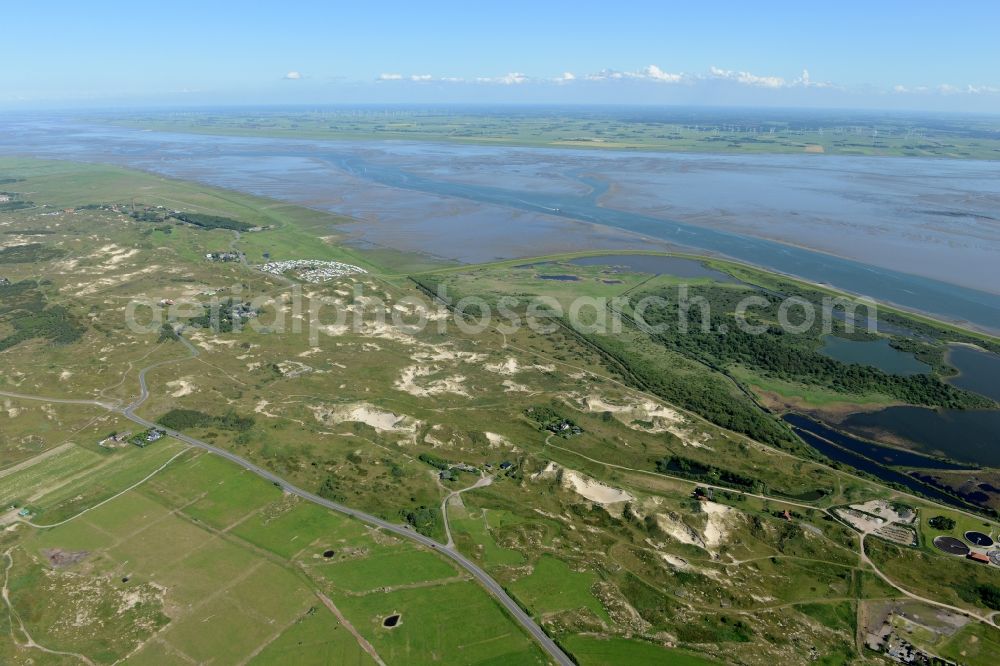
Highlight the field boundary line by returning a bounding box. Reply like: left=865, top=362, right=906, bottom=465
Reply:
left=23, top=446, right=191, bottom=529
left=315, top=590, right=387, bottom=666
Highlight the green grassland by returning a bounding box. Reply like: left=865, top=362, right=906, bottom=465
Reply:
left=1, top=447, right=544, bottom=665
left=102, top=109, right=1000, bottom=159
left=2, top=158, right=1000, bottom=665
left=937, top=622, right=1000, bottom=666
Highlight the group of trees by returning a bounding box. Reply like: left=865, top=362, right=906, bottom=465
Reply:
left=0, top=243, right=65, bottom=264
left=578, top=330, right=801, bottom=450
left=0, top=279, right=84, bottom=352
left=654, top=454, right=763, bottom=494
left=172, top=212, right=255, bottom=232
left=158, top=408, right=255, bottom=432
left=635, top=284, right=993, bottom=410
left=927, top=515, right=956, bottom=530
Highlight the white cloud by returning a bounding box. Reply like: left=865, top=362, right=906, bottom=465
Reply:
left=284, top=71, right=302, bottom=80
left=553, top=71, right=576, bottom=83
left=475, top=72, right=528, bottom=85
left=586, top=69, right=626, bottom=81
left=964, top=84, right=1000, bottom=94
left=377, top=73, right=404, bottom=81
left=642, top=65, right=684, bottom=83
left=709, top=66, right=786, bottom=88
left=410, top=74, right=433, bottom=82
left=585, top=65, right=685, bottom=83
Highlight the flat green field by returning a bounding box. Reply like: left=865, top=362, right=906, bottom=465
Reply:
left=509, top=555, right=611, bottom=624
left=248, top=608, right=375, bottom=666
left=3, top=447, right=540, bottom=664
left=937, top=622, right=1000, bottom=666
left=331, top=580, right=548, bottom=665
left=312, top=548, right=460, bottom=593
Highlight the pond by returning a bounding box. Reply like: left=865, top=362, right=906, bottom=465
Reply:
left=784, top=416, right=977, bottom=510
left=818, top=336, right=930, bottom=376
left=839, top=406, right=1000, bottom=468
left=565, top=254, right=740, bottom=282
left=946, top=344, right=1000, bottom=402
left=783, top=414, right=969, bottom=470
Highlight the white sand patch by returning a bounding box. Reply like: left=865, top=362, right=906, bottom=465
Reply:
left=484, top=432, right=511, bottom=448
left=254, top=399, right=280, bottom=418
left=361, top=321, right=417, bottom=344
left=502, top=379, right=531, bottom=393
left=562, top=470, right=634, bottom=505
left=532, top=462, right=634, bottom=507
left=655, top=513, right=706, bottom=549
left=166, top=377, right=196, bottom=397
left=298, top=347, right=321, bottom=357
left=99, top=247, right=140, bottom=268
left=319, top=324, right=349, bottom=336
left=75, top=265, right=162, bottom=296
left=276, top=361, right=314, bottom=378
left=411, top=347, right=487, bottom=364
left=394, top=365, right=468, bottom=397
left=700, top=501, right=736, bottom=549
left=484, top=357, right=522, bottom=375
left=582, top=393, right=708, bottom=448
left=531, top=461, right=560, bottom=480
left=310, top=402, right=420, bottom=434
left=59, top=370, right=73, bottom=381
left=660, top=553, right=690, bottom=569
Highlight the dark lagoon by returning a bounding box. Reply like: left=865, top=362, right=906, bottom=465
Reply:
left=787, top=425, right=974, bottom=509
left=565, top=254, right=739, bottom=282
left=840, top=407, right=1000, bottom=468
left=947, top=345, right=1000, bottom=402
left=784, top=414, right=969, bottom=470
left=818, top=336, right=930, bottom=376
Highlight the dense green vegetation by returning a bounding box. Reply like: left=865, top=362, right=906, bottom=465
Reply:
left=633, top=283, right=993, bottom=410
left=927, top=515, right=956, bottom=530
left=401, top=505, right=441, bottom=536
left=958, top=582, right=1000, bottom=611
left=579, top=328, right=800, bottom=450
left=524, top=404, right=583, bottom=436
left=0, top=243, right=65, bottom=263
left=173, top=211, right=254, bottom=231
left=158, top=409, right=255, bottom=432
left=0, top=200, right=34, bottom=211
left=0, top=280, right=84, bottom=351
left=655, top=455, right=763, bottom=493
left=187, top=299, right=257, bottom=333
left=418, top=452, right=451, bottom=470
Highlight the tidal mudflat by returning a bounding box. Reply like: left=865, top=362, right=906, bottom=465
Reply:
left=2, top=117, right=999, bottom=329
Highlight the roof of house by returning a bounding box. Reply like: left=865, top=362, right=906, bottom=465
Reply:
left=967, top=551, right=990, bottom=563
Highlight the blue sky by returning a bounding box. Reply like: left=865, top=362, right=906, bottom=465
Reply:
left=3, top=0, right=1000, bottom=111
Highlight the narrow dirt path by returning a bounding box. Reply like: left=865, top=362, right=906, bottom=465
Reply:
left=440, top=473, right=493, bottom=549
left=2, top=549, right=97, bottom=665
left=315, top=591, right=387, bottom=666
